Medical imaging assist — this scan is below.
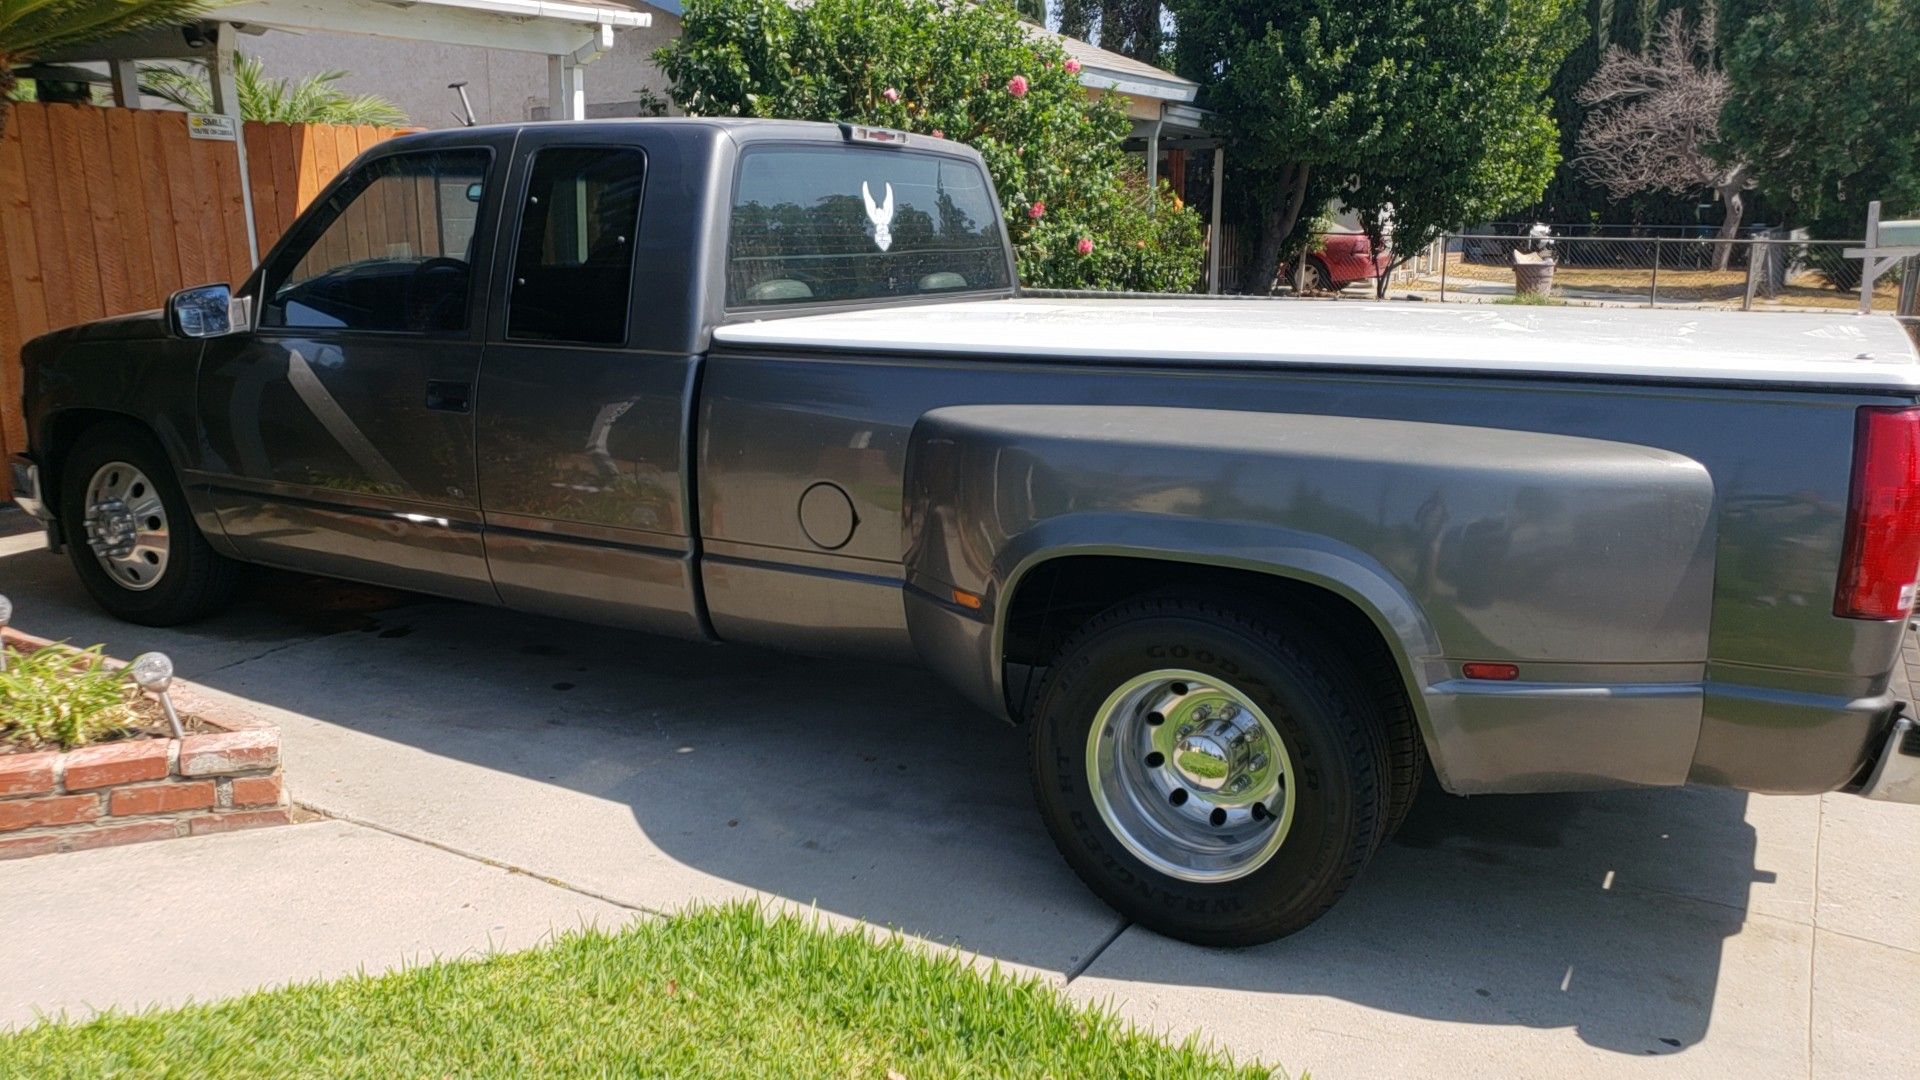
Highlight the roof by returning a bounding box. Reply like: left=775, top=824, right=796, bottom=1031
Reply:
left=714, top=298, right=1920, bottom=391
left=211, top=0, right=649, bottom=55
left=1029, top=27, right=1198, bottom=103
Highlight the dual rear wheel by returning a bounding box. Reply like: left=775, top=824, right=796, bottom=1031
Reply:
left=1029, top=595, right=1418, bottom=946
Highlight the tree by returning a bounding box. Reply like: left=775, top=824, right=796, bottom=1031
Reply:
left=1172, top=0, right=1576, bottom=294
left=1719, top=0, right=1920, bottom=239
left=1056, top=0, right=1164, bottom=65
left=141, top=53, right=407, bottom=125
left=657, top=0, right=1206, bottom=291
left=1575, top=3, right=1750, bottom=266
left=0, top=0, right=210, bottom=138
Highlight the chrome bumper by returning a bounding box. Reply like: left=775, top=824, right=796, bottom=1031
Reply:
left=1859, top=713, right=1920, bottom=803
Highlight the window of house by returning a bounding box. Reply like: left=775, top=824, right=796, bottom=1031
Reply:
left=261, top=149, right=490, bottom=334
left=506, top=147, right=647, bottom=345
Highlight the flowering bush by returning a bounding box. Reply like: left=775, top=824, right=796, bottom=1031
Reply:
left=657, top=0, right=1205, bottom=292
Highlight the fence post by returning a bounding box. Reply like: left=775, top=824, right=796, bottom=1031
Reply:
left=1742, top=238, right=1761, bottom=311
left=1439, top=236, right=1448, bottom=302
left=1650, top=238, right=1662, bottom=306
left=1901, top=255, right=1918, bottom=317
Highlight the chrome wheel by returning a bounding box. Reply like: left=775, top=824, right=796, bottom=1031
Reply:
left=82, top=460, right=169, bottom=592
left=1085, top=669, right=1297, bottom=883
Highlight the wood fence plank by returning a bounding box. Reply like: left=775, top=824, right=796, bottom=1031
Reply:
left=75, top=106, right=131, bottom=316
left=270, top=121, right=300, bottom=243
left=243, top=121, right=280, bottom=258
left=0, top=109, right=51, bottom=352
left=102, top=108, right=158, bottom=310
left=156, top=111, right=210, bottom=289
left=186, top=134, right=230, bottom=284
left=45, top=105, right=104, bottom=323
left=211, top=129, right=253, bottom=285
left=14, top=106, right=70, bottom=328
left=133, top=109, right=184, bottom=296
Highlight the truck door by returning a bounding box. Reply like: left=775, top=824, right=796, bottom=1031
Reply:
left=197, top=136, right=511, bottom=603
left=474, top=130, right=704, bottom=639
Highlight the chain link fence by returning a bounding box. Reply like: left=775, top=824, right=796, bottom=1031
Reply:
left=1400, top=233, right=1913, bottom=313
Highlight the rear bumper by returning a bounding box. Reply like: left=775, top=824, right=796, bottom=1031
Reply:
left=1859, top=713, right=1920, bottom=803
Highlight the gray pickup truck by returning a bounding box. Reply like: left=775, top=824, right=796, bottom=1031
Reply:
left=12, top=119, right=1920, bottom=945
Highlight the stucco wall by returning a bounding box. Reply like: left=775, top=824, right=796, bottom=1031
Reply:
left=238, top=10, right=683, bottom=129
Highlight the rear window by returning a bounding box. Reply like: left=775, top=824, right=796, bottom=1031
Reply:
left=727, top=145, right=1009, bottom=307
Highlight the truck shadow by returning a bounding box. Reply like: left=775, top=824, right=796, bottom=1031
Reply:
left=0, top=542, right=1765, bottom=1057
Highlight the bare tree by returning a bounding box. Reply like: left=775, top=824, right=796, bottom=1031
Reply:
left=1575, top=2, right=1753, bottom=268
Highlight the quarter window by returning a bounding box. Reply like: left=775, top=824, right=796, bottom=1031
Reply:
left=506, top=147, right=647, bottom=345
left=261, top=150, right=489, bottom=334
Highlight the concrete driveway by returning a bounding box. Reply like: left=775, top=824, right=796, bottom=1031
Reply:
left=0, top=513, right=1912, bottom=1078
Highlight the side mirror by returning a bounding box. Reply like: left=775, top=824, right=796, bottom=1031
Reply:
left=168, top=284, right=236, bottom=338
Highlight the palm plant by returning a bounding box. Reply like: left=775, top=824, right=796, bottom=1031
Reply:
left=141, top=53, right=407, bottom=125
left=1, top=0, right=211, bottom=136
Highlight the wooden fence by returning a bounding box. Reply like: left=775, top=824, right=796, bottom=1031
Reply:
left=0, top=101, right=410, bottom=491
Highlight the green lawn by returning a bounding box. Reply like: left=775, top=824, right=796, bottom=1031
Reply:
left=0, top=902, right=1272, bottom=1079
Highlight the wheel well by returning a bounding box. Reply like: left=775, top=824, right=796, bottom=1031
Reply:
left=1000, top=555, right=1412, bottom=722
left=40, top=409, right=153, bottom=512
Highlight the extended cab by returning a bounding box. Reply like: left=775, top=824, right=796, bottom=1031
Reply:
left=13, top=119, right=1920, bottom=945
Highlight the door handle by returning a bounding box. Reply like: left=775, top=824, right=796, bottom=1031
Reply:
left=425, top=381, right=472, bottom=413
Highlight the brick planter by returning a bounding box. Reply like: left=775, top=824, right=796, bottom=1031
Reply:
left=0, top=631, right=288, bottom=860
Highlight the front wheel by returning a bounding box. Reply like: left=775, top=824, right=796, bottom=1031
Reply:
left=1030, top=596, right=1387, bottom=946
left=59, top=423, right=239, bottom=626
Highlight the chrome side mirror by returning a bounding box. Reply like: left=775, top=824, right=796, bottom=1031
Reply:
left=168, top=283, right=236, bottom=338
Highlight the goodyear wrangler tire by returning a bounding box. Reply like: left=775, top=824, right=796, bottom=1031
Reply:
left=1030, top=595, right=1386, bottom=946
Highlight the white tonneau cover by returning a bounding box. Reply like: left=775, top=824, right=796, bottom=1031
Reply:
left=713, top=298, right=1920, bottom=391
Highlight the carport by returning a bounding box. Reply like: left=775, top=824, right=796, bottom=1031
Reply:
left=27, top=0, right=650, bottom=262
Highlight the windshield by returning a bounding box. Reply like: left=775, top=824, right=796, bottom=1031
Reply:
left=727, top=145, right=1009, bottom=308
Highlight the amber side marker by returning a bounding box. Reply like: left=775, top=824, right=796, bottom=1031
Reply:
left=951, top=588, right=984, bottom=610
left=1462, top=661, right=1520, bottom=681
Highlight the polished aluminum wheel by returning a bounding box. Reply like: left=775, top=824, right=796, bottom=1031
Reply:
left=82, top=461, right=169, bottom=592
left=1085, top=669, right=1296, bottom=883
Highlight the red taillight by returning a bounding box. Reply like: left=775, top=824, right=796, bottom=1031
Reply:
left=1835, top=406, right=1920, bottom=620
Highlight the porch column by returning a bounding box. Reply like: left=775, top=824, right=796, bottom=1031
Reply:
left=548, top=55, right=585, bottom=121
left=206, top=22, right=260, bottom=266
left=108, top=60, right=141, bottom=108
left=1208, top=146, right=1224, bottom=294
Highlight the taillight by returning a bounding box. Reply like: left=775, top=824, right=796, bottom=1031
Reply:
left=1835, top=406, right=1920, bottom=619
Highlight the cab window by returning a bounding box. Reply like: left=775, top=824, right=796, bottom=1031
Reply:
left=260, top=149, right=490, bottom=334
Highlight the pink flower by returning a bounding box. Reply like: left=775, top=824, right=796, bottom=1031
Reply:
left=882, top=87, right=900, bottom=103
left=1076, top=236, right=1094, bottom=256
left=1064, top=58, right=1082, bottom=74
left=1007, top=75, right=1029, bottom=98
left=1028, top=201, right=1046, bottom=219
left=931, top=129, right=944, bottom=139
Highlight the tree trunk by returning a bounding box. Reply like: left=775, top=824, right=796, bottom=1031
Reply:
left=1240, top=164, right=1311, bottom=295
left=1712, top=163, right=1752, bottom=272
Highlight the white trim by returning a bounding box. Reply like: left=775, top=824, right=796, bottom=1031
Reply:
left=217, top=0, right=646, bottom=55
left=1077, top=66, right=1198, bottom=103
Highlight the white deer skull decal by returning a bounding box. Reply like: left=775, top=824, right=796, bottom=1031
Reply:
left=862, top=181, right=896, bottom=252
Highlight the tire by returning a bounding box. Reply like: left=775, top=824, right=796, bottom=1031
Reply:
left=1292, top=258, right=1333, bottom=294
left=1029, top=595, right=1387, bottom=946
left=59, top=422, right=239, bottom=626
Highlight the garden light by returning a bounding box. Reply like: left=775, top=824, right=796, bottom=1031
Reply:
left=130, top=651, right=183, bottom=738
left=0, top=593, right=12, bottom=672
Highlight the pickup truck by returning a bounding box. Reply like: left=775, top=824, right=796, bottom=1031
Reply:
left=12, top=119, right=1920, bottom=946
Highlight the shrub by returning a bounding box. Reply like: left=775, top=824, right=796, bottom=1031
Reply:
left=657, top=0, right=1206, bottom=292
left=0, top=644, right=135, bottom=751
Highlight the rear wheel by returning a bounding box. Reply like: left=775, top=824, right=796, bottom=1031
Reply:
left=1292, top=257, right=1334, bottom=294
left=1029, top=595, right=1387, bottom=946
left=59, top=424, right=238, bottom=626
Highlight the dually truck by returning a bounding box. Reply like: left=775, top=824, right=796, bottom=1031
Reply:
left=11, top=119, right=1920, bottom=945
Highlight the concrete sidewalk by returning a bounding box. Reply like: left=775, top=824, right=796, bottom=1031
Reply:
left=0, top=513, right=1913, bottom=1077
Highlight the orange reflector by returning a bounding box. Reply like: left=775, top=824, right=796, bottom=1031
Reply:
left=951, top=588, right=983, bottom=610
left=1462, top=662, right=1519, bottom=681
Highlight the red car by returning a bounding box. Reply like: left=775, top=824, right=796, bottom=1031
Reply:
left=1293, top=231, right=1393, bottom=293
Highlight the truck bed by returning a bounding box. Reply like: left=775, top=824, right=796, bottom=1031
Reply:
left=715, top=298, right=1920, bottom=391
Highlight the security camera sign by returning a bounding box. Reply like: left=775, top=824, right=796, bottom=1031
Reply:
left=187, top=114, right=238, bottom=141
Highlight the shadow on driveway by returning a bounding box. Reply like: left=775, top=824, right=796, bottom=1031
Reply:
left=0, top=524, right=1761, bottom=1056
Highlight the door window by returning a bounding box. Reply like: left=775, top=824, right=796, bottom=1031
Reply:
left=261, top=149, right=490, bottom=334
left=506, top=147, right=647, bottom=345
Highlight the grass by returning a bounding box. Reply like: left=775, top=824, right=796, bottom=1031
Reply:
left=1492, top=291, right=1562, bottom=306
left=0, top=902, right=1273, bottom=1079
left=0, top=643, right=136, bottom=751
